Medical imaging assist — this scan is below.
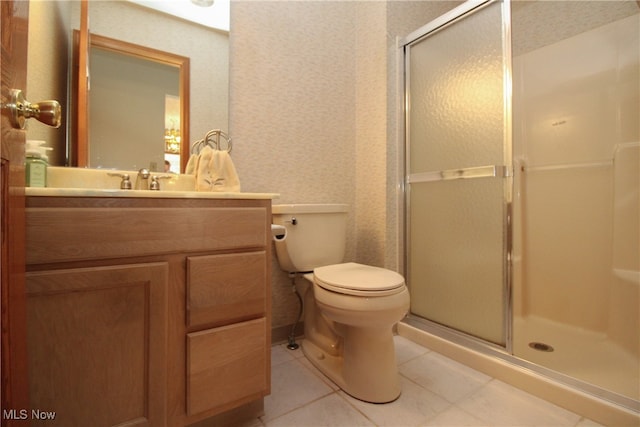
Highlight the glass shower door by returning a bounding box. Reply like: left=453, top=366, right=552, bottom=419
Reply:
left=405, top=0, right=511, bottom=346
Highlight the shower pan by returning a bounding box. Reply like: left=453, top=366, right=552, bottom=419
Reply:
left=402, top=0, right=639, bottom=420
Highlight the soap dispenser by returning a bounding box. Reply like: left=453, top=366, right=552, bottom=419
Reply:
left=25, top=140, right=52, bottom=187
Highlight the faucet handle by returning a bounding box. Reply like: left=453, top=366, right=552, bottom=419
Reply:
left=107, top=172, right=132, bottom=190
left=149, top=174, right=172, bottom=191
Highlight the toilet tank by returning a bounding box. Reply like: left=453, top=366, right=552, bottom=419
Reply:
left=272, top=204, right=348, bottom=273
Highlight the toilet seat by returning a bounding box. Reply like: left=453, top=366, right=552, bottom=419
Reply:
left=314, top=262, right=405, bottom=297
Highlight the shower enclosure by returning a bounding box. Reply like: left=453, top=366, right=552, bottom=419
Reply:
left=404, top=0, right=639, bottom=412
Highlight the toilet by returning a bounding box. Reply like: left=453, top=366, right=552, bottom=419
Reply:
left=272, top=204, right=410, bottom=403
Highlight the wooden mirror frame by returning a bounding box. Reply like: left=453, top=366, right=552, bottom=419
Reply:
left=73, top=17, right=190, bottom=172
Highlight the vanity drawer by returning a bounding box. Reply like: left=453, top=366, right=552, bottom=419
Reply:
left=187, top=251, right=267, bottom=328
left=186, top=318, right=268, bottom=416
left=26, top=206, right=268, bottom=264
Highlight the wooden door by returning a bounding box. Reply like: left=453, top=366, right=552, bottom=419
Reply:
left=1, top=0, right=30, bottom=424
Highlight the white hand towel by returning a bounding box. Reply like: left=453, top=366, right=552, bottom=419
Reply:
left=185, top=153, right=198, bottom=175
left=195, top=146, right=241, bottom=192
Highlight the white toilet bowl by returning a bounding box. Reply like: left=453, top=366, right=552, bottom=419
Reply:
left=307, top=262, right=410, bottom=403
left=272, top=204, right=410, bottom=403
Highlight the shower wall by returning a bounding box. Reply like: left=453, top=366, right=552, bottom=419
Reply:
left=513, top=11, right=639, bottom=339
left=512, top=5, right=639, bottom=401
left=609, top=142, right=639, bottom=356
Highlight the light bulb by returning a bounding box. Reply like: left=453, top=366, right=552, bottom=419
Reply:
left=191, top=0, right=214, bottom=7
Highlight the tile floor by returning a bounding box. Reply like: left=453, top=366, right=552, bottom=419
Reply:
left=248, top=336, right=603, bottom=427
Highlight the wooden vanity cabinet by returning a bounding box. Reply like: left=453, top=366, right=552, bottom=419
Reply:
left=25, top=196, right=272, bottom=426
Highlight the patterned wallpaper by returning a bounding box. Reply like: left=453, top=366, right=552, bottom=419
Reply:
left=230, top=1, right=358, bottom=331
left=229, top=0, right=462, bottom=332
left=27, top=1, right=71, bottom=166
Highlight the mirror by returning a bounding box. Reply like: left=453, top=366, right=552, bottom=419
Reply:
left=77, top=31, right=190, bottom=173
left=26, top=0, right=229, bottom=174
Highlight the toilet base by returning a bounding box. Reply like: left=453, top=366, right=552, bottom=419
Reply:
left=301, top=327, right=402, bottom=404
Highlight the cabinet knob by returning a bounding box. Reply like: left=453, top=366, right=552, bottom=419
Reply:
left=3, top=89, right=61, bottom=129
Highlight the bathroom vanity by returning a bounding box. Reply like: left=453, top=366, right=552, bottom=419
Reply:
left=24, top=190, right=275, bottom=426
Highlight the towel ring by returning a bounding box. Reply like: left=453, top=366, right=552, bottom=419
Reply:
left=191, top=139, right=205, bottom=154
left=190, top=130, right=232, bottom=154
left=205, top=129, right=232, bottom=153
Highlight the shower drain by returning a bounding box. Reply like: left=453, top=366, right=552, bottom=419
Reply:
left=529, top=342, right=554, bottom=352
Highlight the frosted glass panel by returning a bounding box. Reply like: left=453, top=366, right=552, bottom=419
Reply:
left=406, top=0, right=508, bottom=345
left=409, top=179, right=505, bottom=345
left=409, top=2, right=505, bottom=174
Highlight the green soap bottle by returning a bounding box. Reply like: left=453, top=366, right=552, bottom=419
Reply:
left=25, top=140, right=51, bottom=187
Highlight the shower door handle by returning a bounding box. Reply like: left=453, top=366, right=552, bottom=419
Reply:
left=408, top=165, right=510, bottom=184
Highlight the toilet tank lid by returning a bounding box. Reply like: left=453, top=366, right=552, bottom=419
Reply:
left=314, top=262, right=405, bottom=293
left=272, top=204, right=349, bottom=214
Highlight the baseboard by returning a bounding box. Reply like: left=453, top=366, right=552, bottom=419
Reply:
left=187, top=399, right=264, bottom=427
left=271, top=322, right=304, bottom=345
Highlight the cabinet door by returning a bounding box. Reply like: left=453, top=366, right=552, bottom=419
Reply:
left=187, top=318, right=267, bottom=416
left=26, top=263, right=168, bottom=426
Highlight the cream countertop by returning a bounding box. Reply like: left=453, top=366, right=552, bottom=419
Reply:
left=25, top=187, right=279, bottom=200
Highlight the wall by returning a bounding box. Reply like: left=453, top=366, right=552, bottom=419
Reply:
left=230, top=1, right=358, bottom=335
left=230, top=1, right=462, bottom=337
left=27, top=1, right=71, bottom=166
left=355, top=1, right=387, bottom=268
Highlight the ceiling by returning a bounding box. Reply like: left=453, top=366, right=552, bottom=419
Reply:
left=128, top=0, right=230, bottom=31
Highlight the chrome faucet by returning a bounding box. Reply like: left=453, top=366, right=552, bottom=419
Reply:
left=135, top=168, right=151, bottom=190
